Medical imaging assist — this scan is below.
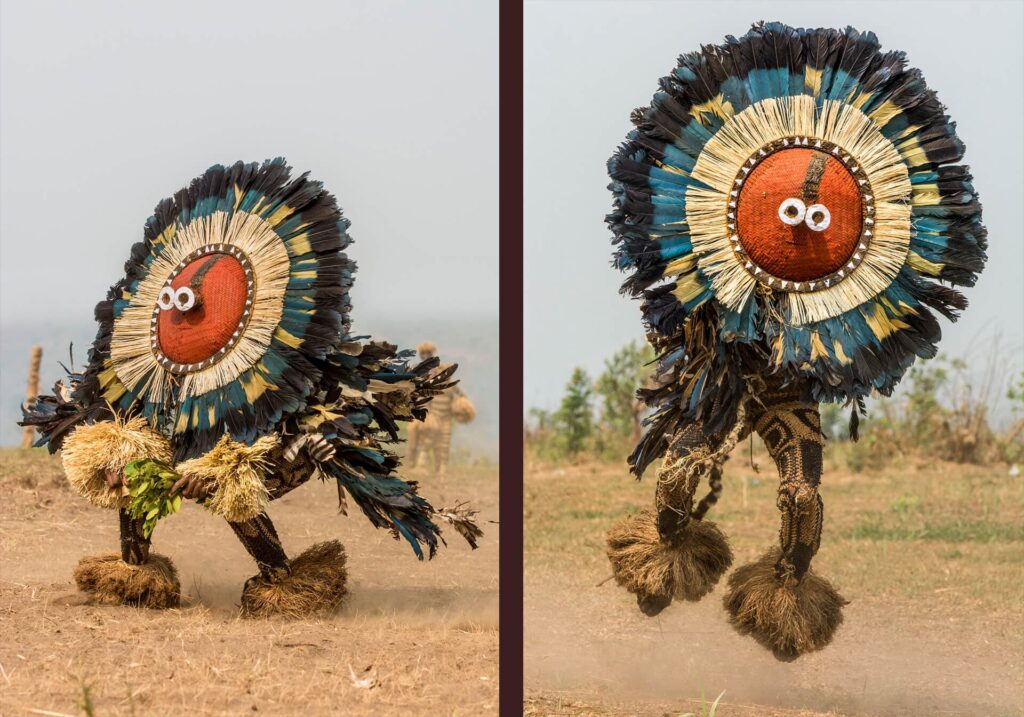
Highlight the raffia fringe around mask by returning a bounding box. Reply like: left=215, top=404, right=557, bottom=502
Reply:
left=686, top=95, right=912, bottom=325
left=176, top=433, right=278, bottom=522
left=108, top=210, right=292, bottom=405
left=60, top=415, right=172, bottom=509
left=606, top=510, right=733, bottom=604
left=452, top=396, right=476, bottom=424
left=241, top=540, right=348, bottom=618
left=723, top=548, right=847, bottom=660
left=73, top=553, right=181, bottom=608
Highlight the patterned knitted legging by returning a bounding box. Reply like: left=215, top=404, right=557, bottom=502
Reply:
left=658, top=383, right=825, bottom=582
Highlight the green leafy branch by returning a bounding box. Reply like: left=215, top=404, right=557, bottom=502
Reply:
left=123, top=458, right=183, bottom=538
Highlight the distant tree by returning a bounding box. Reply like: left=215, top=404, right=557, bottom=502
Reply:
left=554, top=367, right=594, bottom=456
left=527, top=407, right=553, bottom=432
left=594, top=340, right=654, bottom=443
left=524, top=407, right=551, bottom=445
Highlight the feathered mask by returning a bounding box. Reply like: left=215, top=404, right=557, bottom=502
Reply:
left=80, top=159, right=352, bottom=457
left=608, top=22, right=986, bottom=405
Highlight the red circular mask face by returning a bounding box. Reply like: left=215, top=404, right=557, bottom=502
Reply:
left=156, top=253, right=248, bottom=365
left=736, top=148, right=863, bottom=282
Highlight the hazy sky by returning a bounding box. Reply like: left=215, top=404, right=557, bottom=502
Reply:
left=524, top=0, right=1024, bottom=412
left=0, top=0, right=498, bottom=336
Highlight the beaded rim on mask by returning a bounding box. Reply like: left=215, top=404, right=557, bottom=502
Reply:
left=728, top=136, right=874, bottom=293
left=149, top=243, right=256, bottom=375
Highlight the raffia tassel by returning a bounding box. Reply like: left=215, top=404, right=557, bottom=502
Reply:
left=176, top=433, right=278, bottom=522
left=60, top=414, right=171, bottom=509
left=685, top=95, right=912, bottom=326
left=108, top=209, right=291, bottom=406
left=241, top=540, right=348, bottom=618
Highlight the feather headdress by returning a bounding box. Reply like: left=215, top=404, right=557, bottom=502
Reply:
left=21, top=159, right=481, bottom=559
left=77, top=158, right=351, bottom=461
left=608, top=23, right=986, bottom=473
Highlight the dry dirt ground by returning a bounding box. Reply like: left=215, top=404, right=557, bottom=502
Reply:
left=524, top=449, right=1024, bottom=717
left=0, top=448, right=498, bottom=716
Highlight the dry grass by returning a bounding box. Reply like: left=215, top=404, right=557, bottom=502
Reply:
left=524, top=445, right=1024, bottom=716
left=0, top=448, right=498, bottom=716
left=525, top=446, right=1024, bottom=609
left=524, top=692, right=846, bottom=716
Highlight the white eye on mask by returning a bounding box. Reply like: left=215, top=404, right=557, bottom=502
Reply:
left=778, top=197, right=806, bottom=226
left=174, top=286, right=197, bottom=312
left=805, top=203, right=831, bottom=232
left=157, top=286, right=175, bottom=311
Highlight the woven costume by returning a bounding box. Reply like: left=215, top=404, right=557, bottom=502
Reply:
left=605, top=24, right=986, bottom=659
left=406, top=342, right=476, bottom=480
left=21, top=159, right=480, bottom=615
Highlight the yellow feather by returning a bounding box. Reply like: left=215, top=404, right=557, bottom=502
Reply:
left=911, top=184, right=942, bottom=206
left=102, top=381, right=127, bottom=404
left=266, top=203, right=295, bottom=228
left=241, top=369, right=273, bottom=404
left=895, top=135, right=928, bottom=168
left=286, top=232, right=313, bottom=257
left=152, top=223, right=177, bottom=248
left=690, top=94, right=735, bottom=126
left=864, top=303, right=910, bottom=339
left=655, top=160, right=691, bottom=178
left=804, top=66, right=822, bottom=96
left=898, top=300, right=919, bottom=317
left=867, top=100, right=903, bottom=130
left=833, top=340, right=852, bottom=365
left=809, top=331, right=829, bottom=362
left=174, top=408, right=190, bottom=434
left=273, top=326, right=303, bottom=349
left=671, top=272, right=706, bottom=304
left=664, top=255, right=696, bottom=277
left=908, top=251, right=944, bottom=277
left=847, top=89, right=873, bottom=111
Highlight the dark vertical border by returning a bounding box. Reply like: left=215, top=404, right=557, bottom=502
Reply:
left=498, top=0, right=524, bottom=714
